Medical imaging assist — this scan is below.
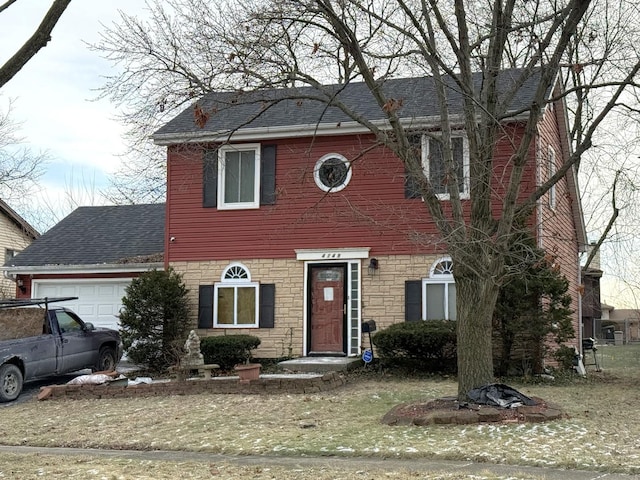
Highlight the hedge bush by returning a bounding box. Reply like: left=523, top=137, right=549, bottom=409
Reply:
left=200, top=335, right=261, bottom=370
left=372, top=320, right=457, bottom=373
left=553, top=344, right=578, bottom=372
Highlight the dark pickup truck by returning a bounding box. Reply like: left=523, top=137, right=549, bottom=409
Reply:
left=0, top=298, right=123, bottom=402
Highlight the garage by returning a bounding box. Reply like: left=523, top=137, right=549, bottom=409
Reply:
left=32, top=280, right=131, bottom=332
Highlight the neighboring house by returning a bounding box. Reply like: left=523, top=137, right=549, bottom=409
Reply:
left=582, top=267, right=602, bottom=341
left=605, top=307, right=640, bottom=344
left=2, top=204, right=164, bottom=330
left=153, top=69, right=587, bottom=360
left=0, top=198, right=39, bottom=298
left=582, top=243, right=603, bottom=342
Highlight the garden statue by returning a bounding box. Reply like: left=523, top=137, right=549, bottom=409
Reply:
left=182, top=330, right=204, bottom=366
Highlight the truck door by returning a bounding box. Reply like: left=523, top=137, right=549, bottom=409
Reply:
left=52, top=310, right=95, bottom=372
left=28, top=331, right=60, bottom=378
left=12, top=312, right=60, bottom=380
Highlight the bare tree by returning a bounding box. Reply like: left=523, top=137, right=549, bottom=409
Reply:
left=94, top=0, right=640, bottom=398
left=0, top=0, right=72, bottom=88
left=0, top=98, right=46, bottom=203
left=0, top=0, right=73, bottom=227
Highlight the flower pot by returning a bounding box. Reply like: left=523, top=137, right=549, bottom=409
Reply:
left=235, top=363, right=261, bottom=382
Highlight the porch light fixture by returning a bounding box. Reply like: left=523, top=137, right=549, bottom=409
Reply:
left=368, top=258, right=379, bottom=276
left=16, top=278, right=26, bottom=294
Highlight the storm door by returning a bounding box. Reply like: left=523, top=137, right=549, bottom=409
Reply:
left=307, top=264, right=347, bottom=355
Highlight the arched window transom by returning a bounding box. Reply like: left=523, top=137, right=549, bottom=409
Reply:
left=432, top=259, right=454, bottom=276
left=222, top=264, right=251, bottom=281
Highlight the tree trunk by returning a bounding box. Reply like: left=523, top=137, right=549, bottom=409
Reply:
left=455, top=271, right=500, bottom=401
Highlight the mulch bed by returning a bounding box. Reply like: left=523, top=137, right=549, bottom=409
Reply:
left=382, top=396, right=567, bottom=426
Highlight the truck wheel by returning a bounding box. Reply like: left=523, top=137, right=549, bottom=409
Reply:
left=94, top=347, right=117, bottom=372
left=0, top=364, right=23, bottom=402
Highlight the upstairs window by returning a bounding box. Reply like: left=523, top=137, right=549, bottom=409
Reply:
left=4, top=249, right=19, bottom=264
left=218, top=144, right=260, bottom=209
left=314, top=153, right=352, bottom=192
left=214, top=263, right=259, bottom=328
left=423, top=135, right=469, bottom=199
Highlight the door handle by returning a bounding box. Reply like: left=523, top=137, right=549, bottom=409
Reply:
left=63, top=339, right=69, bottom=344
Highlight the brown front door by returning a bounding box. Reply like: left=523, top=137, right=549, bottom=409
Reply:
left=308, top=264, right=347, bottom=355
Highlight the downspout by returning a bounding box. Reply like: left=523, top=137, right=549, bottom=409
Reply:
left=578, top=255, right=583, bottom=356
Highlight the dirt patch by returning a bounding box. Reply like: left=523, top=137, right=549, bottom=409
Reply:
left=382, top=396, right=566, bottom=426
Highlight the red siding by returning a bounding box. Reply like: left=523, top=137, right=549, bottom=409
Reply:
left=536, top=99, right=581, bottom=345
left=166, top=128, right=539, bottom=263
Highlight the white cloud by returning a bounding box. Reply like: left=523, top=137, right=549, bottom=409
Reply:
left=0, top=1, right=150, bottom=203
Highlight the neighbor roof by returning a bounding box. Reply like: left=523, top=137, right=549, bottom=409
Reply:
left=4, top=204, right=165, bottom=268
left=153, top=68, right=544, bottom=144
left=0, top=198, right=39, bottom=240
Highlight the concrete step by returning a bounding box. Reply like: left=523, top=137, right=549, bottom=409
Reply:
left=277, top=357, right=362, bottom=373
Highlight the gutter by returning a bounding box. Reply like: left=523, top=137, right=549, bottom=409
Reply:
left=1, top=263, right=163, bottom=276
left=153, top=113, right=531, bottom=146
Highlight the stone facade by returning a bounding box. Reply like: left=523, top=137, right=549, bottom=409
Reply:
left=173, top=253, right=441, bottom=359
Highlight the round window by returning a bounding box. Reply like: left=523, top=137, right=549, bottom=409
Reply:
left=314, top=153, right=352, bottom=192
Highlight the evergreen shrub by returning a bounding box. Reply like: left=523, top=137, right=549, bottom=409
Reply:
left=372, top=320, right=457, bottom=373
left=119, top=268, right=190, bottom=372
left=200, top=335, right=261, bottom=370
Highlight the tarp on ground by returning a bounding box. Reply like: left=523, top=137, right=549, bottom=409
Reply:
left=467, top=383, right=536, bottom=408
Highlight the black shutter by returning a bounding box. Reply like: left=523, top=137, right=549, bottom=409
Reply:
left=260, top=144, right=277, bottom=205
left=405, top=133, right=422, bottom=199
left=198, top=285, right=214, bottom=328
left=259, top=283, right=275, bottom=328
left=203, top=148, right=218, bottom=208
left=405, top=280, right=422, bottom=322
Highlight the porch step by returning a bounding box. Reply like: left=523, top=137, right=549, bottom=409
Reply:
left=277, top=357, right=363, bottom=373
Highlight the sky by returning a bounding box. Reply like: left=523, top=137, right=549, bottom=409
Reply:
left=0, top=1, right=150, bottom=227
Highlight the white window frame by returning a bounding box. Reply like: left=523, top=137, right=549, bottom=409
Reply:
left=214, top=263, right=259, bottom=328
left=422, top=257, right=456, bottom=320
left=422, top=134, right=470, bottom=200
left=217, top=144, right=261, bottom=210
left=313, top=153, right=352, bottom=193
left=548, top=146, right=557, bottom=210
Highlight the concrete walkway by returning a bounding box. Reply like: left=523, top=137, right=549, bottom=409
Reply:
left=0, top=445, right=636, bottom=479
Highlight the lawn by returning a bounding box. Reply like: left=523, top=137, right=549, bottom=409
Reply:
left=0, top=343, right=638, bottom=479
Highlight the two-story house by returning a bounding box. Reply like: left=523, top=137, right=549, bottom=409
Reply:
left=153, top=69, right=587, bottom=360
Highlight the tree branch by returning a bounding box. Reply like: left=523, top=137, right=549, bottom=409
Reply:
left=0, top=0, right=72, bottom=89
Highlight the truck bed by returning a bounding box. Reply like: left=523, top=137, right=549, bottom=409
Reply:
left=0, top=308, right=45, bottom=341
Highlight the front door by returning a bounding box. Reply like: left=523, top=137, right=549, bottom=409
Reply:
left=308, top=264, right=347, bottom=355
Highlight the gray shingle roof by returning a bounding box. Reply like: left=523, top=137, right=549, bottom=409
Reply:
left=6, top=204, right=165, bottom=267
left=154, top=68, right=541, bottom=138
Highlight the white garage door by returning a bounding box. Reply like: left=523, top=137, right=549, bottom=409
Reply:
left=32, top=280, right=131, bottom=331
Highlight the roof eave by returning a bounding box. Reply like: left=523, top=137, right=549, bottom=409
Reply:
left=153, top=112, right=530, bottom=146
left=0, top=198, right=40, bottom=239
left=550, top=74, right=588, bottom=253
left=1, top=262, right=163, bottom=276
